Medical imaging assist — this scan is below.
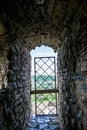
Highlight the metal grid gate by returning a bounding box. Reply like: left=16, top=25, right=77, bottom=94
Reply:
left=31, top=57, right=58, bottom=115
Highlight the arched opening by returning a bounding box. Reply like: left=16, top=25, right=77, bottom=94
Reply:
left=29, top=45, right=60, bottom=129
left=0, top=1, right=87, bottom=130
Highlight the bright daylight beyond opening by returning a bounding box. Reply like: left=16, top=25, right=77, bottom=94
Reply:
left=30, top=45, right=58, bottom=116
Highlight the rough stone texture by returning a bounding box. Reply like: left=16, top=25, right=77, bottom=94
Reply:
left=57, top=44, right=76, bottom=130
left=57, top=2, right=87, bottom=130
left=0, top=40, right=31, bottom=130
left=0, top=30, right=9, bottom=89
left=0, top=0, right=87, bottom=130
left=6, top=41, right=31, bottom=130
left=0, top=89, right=8, bottom=130
left=75, top=51, right=87, bottom=130
left=0, top=0, right=84, bottom=51
left=26, top=115, right=60, bottom=130
left=0, top=54, right=9, bottom=89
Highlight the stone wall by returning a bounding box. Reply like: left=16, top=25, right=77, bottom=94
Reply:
left=57, top=2, right=87, bottom=130
left=57, top=43, right=86, bottom=130
left=0, top=21, right=9, bottom=130
left=57, top=42, right=77, bottom=130
left=0, top=1, right=87, bottom=130
left=0, top=36, right=9, bottom=89
left=5, top=40, right=31, bottom=130
left=0, top=89, right=8, bottom=130
left=0, top=55, right=9, bottom=89
left=75, top=50, right=87, bottom=130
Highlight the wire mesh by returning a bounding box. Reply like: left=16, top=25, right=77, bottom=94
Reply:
left=31, top=57, right=57, bottom=115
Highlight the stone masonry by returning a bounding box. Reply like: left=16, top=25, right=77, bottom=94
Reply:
left=0, top=0, right=87, bottom=130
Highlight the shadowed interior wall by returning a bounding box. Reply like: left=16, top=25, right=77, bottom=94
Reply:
left=0, top=0, right=87, bottom=130
left=6, top=41, right=31, bottom=130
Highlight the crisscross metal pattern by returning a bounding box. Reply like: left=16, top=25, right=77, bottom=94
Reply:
left=31, top=57, right=58, bottom=115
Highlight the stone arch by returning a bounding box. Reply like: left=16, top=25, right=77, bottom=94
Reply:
left=20, top=31, right=60, bottom=53
left=30, top=43, right=58, bottom=53
left=30, top=44, right=58, bottom=116
left=0, top=0, right=87, bottom=130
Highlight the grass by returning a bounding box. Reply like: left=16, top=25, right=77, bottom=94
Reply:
left=31, top=75, right=57, bottom=102
left=31, top=93, right=57, bottom=102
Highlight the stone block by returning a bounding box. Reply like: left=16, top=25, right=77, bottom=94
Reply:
left=81, top=60, right=87, bottom=72
left=80, top=84, right=87, bottom=90
left=71, top=73, right=86, bottom=81
left=0, top=105, right=3, bottom=122
left=8, top=82, right=17, bottom=90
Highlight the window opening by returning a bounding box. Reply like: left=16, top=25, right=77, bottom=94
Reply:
left=30, top=45, right=58, bottom=116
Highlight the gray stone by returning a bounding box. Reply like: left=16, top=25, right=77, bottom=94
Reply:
left=8, top=82, right=17, bottom=90
left=0, top=1, right=87, bottom=130
left=80, top=84, right=87, bottom=90
left=71, top=73, right=86, bottom=81
left=27, top=115, right=61, bottom=130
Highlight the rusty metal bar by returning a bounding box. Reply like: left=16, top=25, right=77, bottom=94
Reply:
left=30, top=89, right=58, bottom=94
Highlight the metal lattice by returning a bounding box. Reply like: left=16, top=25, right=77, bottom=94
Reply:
left=31, top=57, right=58, bottom=115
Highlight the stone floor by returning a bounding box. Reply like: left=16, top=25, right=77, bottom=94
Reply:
left=26, top=115, right=61, bottom=130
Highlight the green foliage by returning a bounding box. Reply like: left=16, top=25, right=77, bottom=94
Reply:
left=31, top=93, right=56, bottom=102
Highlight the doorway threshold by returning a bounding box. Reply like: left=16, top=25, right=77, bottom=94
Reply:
left=26, top=114, right=61, bottom=130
